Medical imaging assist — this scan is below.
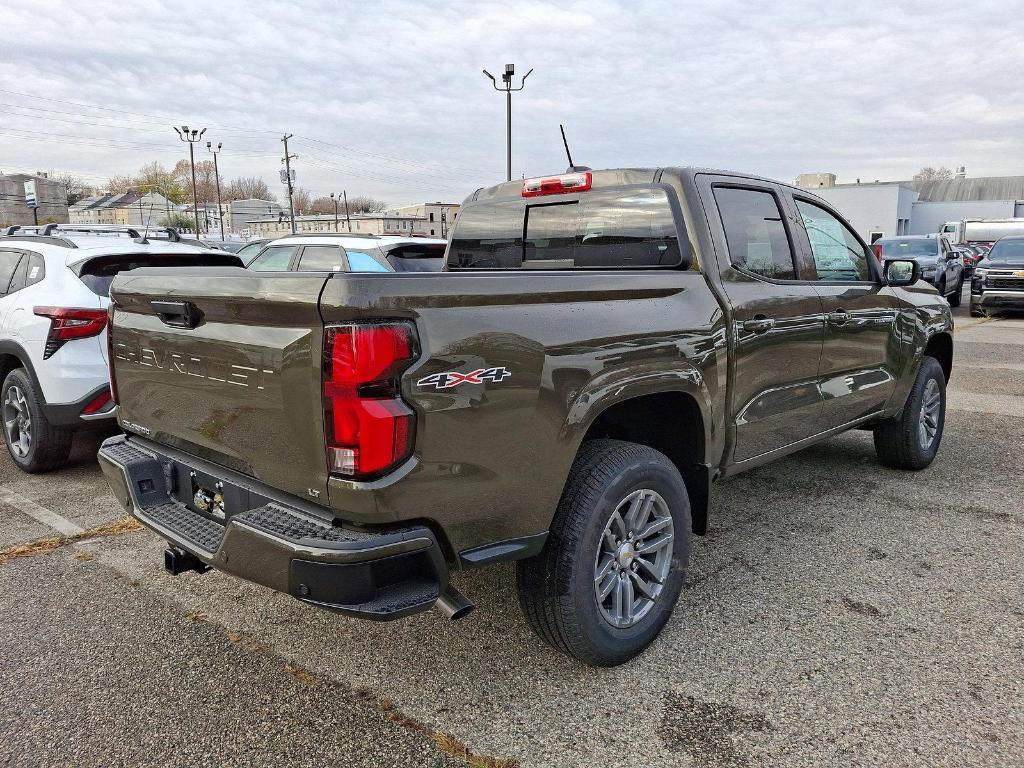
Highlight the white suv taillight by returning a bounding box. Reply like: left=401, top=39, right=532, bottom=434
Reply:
left=33, top=306, right=108, bottom=359
left=322, top=322, right=418, bottom=479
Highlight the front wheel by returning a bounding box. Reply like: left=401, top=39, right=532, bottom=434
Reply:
left=873, top=356, right=946, bottom=470
left=515, top=439, right=691, bottom=666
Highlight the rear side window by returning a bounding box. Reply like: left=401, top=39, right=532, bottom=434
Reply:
left=713, top=187, right=796, bottom=280
left=5, top=252, right=41, bottom=294
left=297, top=245, right=344, bottom=272
left=249, top=244, right=297, bottom=271
left=448, top=187, right=681, bottom=270
left=0, top=250, right=22, bottom=294
left=346, top=251, right=391, bottom=272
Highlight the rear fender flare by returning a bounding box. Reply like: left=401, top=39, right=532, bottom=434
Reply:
left=560, top=360, right=714, bottom=456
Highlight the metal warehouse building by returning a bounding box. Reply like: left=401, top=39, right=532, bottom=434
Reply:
left=795, top=170, right=1024, bottom=242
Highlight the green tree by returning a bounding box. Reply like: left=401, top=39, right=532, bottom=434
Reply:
left=160, top=212, right=196, bottom=231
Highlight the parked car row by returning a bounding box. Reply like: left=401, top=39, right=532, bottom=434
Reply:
left=872, top=234, right=964, bottom=306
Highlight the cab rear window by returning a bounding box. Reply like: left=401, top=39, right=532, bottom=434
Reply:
left=447, top=188, right=682, bottom=270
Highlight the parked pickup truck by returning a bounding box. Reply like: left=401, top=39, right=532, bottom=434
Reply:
left=98, top=168, right=954, bottom=666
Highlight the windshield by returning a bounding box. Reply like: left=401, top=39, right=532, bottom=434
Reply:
left=877, top=239, right=937, bottom=257
left=985, top=239, right=1024, bottom=262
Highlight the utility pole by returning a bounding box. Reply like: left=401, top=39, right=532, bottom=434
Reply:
left=330, top=192, right=340, bottom=231
left=281, top=134, right=297, bottom=234
left=174, top=125, right=206, bottom=235
left=207, top=140, right=225, bottom=241
left=342, top=190, right=352, bottom=232
left=483, top=64, right=533, bottom=181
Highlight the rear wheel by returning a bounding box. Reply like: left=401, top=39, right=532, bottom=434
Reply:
left=515, top=439, right=690, bottom=666
left=1, top=369, right=73, bottom=473
left=873, top=356, right=946, bottom=470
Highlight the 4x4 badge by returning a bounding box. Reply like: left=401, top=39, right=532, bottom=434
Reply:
left=417, top=367, right=511, bottom=390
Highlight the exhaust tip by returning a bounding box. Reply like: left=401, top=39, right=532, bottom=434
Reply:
left=435, top=586, right=475, bottom=620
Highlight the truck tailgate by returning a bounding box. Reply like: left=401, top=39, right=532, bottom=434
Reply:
left=109, top=268, right=332, bottom=503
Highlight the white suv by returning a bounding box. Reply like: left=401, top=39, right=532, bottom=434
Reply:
left=0, top=225, right=240, bottom=472
left=244, top=234, right=448, bottom=273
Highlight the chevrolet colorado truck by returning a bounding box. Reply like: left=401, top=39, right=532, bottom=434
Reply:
left=98, top=168, right=953, bottom=666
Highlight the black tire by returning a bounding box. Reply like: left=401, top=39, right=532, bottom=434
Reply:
left=1, top=369, right=73, bottom=473
left=948, top=274, right=963, bottom=307
left=873, top=356, right=946, bottom=470
left=515, top=439, right=691, bottom=666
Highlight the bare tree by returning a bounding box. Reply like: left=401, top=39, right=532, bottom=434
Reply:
left=51, top=172, right=94, bottom=205
left=346, top=195, right=388, bottom=213
left=309, top=196, right=336, bottom=214
left=913, top=167, right=953, bottom=183
left=105, top=175, right=136, bottom=194
left=291, top=187, right=312, bottom=214
left=226, top=177, right=275, bottom=202
left=173, top=159, right=218, bottom=205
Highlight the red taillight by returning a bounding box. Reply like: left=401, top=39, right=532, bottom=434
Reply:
left=82, top=390, right=112, bottom=415
left=322, top=322, right=417, bottom=479
left=34, top=306, right=108, bottom=359
left=522, top=171, right=592, bottom=197
left=106, top=304, right=118, bottom=405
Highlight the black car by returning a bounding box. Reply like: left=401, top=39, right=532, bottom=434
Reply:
left=970, top=236, right=1024, bottom=316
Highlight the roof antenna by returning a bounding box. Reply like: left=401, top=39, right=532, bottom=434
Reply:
left=560, top=124, right=591, bottom=173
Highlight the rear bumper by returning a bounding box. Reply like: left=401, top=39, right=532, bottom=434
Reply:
left=41, top=383, right=116, bottom=427
left=97, top=434, right=449, bottom=620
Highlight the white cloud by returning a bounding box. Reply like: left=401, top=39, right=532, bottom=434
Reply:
left=0, top=0, right=1021, bottom=205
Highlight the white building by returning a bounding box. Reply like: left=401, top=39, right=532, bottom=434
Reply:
left=69, top=191, right=176, bottom=226
left=795, top=171, right=1024, bottom=242
left=388, top=202, right=460, bottom=238
left=246, top=212, right=427, bottom=237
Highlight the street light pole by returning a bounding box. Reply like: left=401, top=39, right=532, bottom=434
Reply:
left=342, top=190, right=352, bottom=232
left=330, top=193, right=339, bottom=232
left=174, top=125, right=206, bottom=236
left=207, top=140, right=225, bottom=241
left=483, top=64, right=533, bottom=181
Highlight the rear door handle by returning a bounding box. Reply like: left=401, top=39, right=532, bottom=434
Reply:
left=151, top=300, right=203, bottom=329
left=742, top=317, right=775, bottom=333
left=828, top=310, right=852, bottom=326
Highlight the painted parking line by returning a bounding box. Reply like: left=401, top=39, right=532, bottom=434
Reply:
left=0, top=485, right=84, bottom=536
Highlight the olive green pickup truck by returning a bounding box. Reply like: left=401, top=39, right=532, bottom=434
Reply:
left=98, top=167, right=953, bottom=665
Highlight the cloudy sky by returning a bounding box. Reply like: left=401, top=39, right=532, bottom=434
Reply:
left=1, top=0, right=1022, bottom=206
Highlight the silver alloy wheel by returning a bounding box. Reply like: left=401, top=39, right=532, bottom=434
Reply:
left=918, top=378, right=941, bottom=450
left=3, top=385, right=32, bottom=458
left=593, top=488, right=674, bottom=629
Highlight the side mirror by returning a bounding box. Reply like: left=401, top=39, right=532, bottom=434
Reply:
left=885, top=259, right=919, bottom=286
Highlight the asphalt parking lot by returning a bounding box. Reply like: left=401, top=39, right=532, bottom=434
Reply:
left=1, top=288, right=1022, bottom=768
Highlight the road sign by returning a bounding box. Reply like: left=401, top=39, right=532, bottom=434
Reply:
left=24, top=180, right=38, bottom=209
